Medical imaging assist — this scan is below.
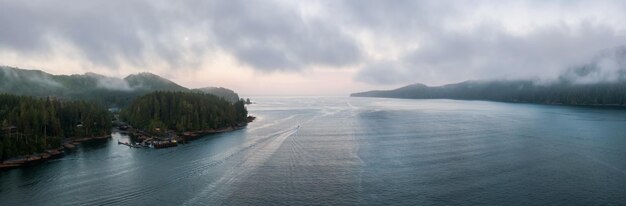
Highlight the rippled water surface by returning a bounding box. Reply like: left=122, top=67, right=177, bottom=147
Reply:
left=2, top=97, right=626, bottom=205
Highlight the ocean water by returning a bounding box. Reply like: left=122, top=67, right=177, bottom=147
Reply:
left=1, top=97, right=626, bottom=205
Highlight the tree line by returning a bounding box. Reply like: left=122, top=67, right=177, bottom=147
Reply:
left=0, top=94, right=111, bottom=160
left=352, top=80, right=626, bottom=106
left=121, top=91, right=248, bottom=133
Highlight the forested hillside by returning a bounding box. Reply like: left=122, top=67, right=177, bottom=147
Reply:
left=0, top=66, right=244, bottom=107
left=351, top=80, right=626, bottom=106
left=121, top=92, right=248, bottom=133
left=0, top=94, right=111, bottom=160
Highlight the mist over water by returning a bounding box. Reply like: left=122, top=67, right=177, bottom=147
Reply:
left=1, top=97, right=626, bottom=205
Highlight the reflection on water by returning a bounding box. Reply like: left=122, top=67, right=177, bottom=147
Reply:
left=1, top=97, right=626, bottom=205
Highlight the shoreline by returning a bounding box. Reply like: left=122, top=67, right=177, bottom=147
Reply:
left=0, top=134, right=112, bottom=170
left=179, top=116, right=257, bottom=142
left=351, top=96, right=626, bottom=109
left=1, top=116, right=256, bottom=170
left=123, top=116, right=257, bottom=148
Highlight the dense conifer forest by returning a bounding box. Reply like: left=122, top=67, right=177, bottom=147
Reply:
left=0, top=94, right=111, bottom=160
left=121, top=92, right=248, bottom=133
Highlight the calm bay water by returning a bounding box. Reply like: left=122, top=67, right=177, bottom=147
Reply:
left=1, top=97, right=626, bottom=205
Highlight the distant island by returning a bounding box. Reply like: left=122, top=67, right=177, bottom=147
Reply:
left=0, top=66, right=254, bottom=168
left=351, top=80, right=626, bottom=106
left=352, top=46, right=626, bottom=107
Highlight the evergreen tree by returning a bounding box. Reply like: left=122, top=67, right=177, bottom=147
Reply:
left=121, top=92, right=249, bottom=133
left=0, top=94, right=111, bottom=160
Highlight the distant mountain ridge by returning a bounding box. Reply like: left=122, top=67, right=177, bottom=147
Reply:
left=352, top=46, right=626, bottom=106
left=0, top=66, right=241, bottom=107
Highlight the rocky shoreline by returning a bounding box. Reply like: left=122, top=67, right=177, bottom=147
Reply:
left=1, top=116, right=256, bottom=170
left=0, top=135, right=111, bottom=170
left=179, top=116, right=257, bottom=141
left=122, top=116, right=257, bottom=148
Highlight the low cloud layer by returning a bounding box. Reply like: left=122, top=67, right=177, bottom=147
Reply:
left=0, top=66, right=63, bottom=88
left=2, top=0, right=626, bottom=87
left=560, top=46, right=626, bottom=84
left=85, top=73, right=134, bottom=91
left=343, top=1, right=626, bottom=85
left=358, top=23, right=626, bottom=85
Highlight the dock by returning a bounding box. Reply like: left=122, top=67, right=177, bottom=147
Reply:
left=117, top=140, right=142, bottom=148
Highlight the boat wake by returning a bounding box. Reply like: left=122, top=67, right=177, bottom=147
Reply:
left=183, top=126, right=300, bottom=205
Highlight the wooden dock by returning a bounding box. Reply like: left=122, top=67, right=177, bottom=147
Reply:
left=117, top=140, right=142, bottom=148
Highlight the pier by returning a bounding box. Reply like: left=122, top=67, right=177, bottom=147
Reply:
left=117, top=140, right=142, bottom=148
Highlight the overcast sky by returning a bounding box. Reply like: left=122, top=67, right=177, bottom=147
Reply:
left=2, top=0, right=626, bottom=95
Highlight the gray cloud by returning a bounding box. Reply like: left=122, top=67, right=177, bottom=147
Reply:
left=345, top=1, right=626, bottom=85
left=0, top=1, right=163, bottom=67
left=202, top=0, right=363, bottom=71
left=355, top=61, right=412, bottom=85
left=394, top=23, right=626, bottom=84
left=2, top=0, right=626, bottom=85
left=0, top=0, right=362, bottom=71
left=559, top=46, right=626, bottom=84
left=0, top=66, right=63, bottom=88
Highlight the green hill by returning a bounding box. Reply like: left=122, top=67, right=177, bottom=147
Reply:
left=0, top=66, right=243, bottom=107
left=351, top=80, right=626, bottom=106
